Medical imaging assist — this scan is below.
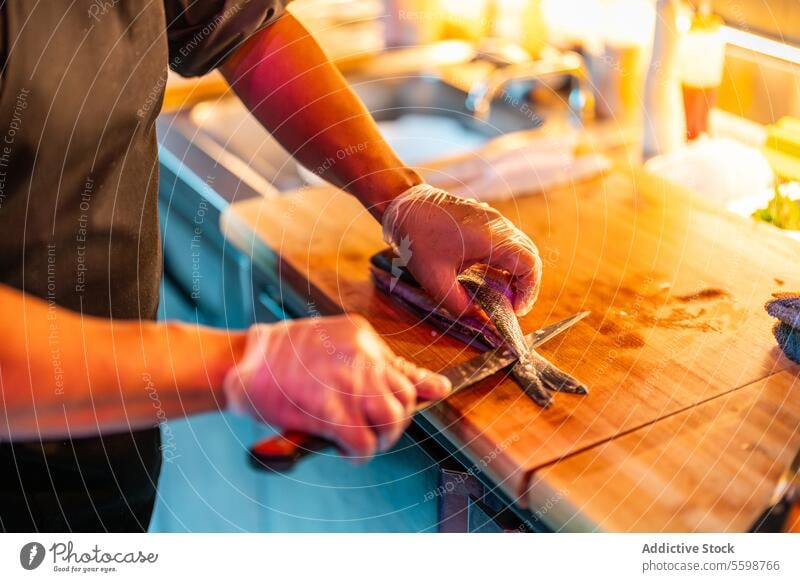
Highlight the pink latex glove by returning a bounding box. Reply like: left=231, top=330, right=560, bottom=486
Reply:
left=382, top=184, right=542, bottom=317
left=223, top=315, right=451, bottom=458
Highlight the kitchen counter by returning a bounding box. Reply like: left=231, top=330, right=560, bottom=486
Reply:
left=221, top=151, right=800, bottom=531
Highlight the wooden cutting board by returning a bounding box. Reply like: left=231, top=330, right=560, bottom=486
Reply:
left=531, top=369, right=800, bottom=531
left=222, top=166, right=800, bottom=531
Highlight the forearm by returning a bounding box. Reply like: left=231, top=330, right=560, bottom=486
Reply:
left=0, top=285, right=247, bottom=440
left=221, top=13, right=422, bottom=219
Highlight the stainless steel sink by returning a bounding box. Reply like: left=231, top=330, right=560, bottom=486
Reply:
left=178, top=76, right=497, bottom=193
left=161, top=75, right=508, bottom=195
left=157, top=49, right=583, bottom=196
left=350, top=73, right=549, bottom=136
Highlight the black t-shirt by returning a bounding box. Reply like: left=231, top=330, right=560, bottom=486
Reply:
left=0, top=0, right=286, bottom=532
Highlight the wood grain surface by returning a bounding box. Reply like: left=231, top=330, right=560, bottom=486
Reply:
left=223, top=166, right=800, bottom=530
left=530, top=370, right=800, bottom=531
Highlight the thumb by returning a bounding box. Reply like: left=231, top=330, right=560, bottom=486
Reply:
left=413, top=264, right=476, bottom=318
left=391, top=357, right=451, bottom=402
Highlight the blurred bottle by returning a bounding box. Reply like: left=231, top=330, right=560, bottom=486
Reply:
left=586, top=0, right=655, bottom=122
left=491, top=0, right=547, bottom=59
left=679, top=2, right=724, bottom=140
left=643, top=0, right=687, bottom=159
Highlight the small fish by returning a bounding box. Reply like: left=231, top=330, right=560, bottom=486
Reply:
left=458, top=265, right=587, bottom=407
left=370, top=251, right=587, bottom=408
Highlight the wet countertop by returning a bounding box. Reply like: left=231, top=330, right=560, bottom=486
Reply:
left=221, top=154, right=800, bottom=531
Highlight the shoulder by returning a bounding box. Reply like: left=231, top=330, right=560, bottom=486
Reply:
left=164, top=0, right=289, bottom=77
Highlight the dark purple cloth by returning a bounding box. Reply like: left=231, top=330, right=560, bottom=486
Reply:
left=766, top=293, right=800, bottom=364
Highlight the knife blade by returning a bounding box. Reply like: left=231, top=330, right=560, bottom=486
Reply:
left=413, top=310, right=591, bottom=414
left=248, top=311, right=590, bottom=471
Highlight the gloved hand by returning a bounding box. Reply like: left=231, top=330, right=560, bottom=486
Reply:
left=223, top=315, right=451, bottom=458
left=382, top=184, right=542, bottom=317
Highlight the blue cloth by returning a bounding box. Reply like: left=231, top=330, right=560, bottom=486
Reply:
left=773, top=322, right=800, bottom=364
left=766, top=293, right=800, bottom=328
left=766, top=293, right=800, bottom=364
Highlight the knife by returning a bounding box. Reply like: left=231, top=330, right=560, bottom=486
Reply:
left=751, top=442, right=800, bottom=532
left=248, top=311, right=590, bottom=471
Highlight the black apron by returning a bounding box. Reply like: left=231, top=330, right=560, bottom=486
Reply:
left=0, top=0, right=286, bottom=532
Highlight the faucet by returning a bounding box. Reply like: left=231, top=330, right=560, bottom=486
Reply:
left=466, top=50, right=595, bottom=125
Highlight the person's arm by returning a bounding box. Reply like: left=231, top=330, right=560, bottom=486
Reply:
left=220, top=12, right=421, bottom=219
left=0, top=284, right=245, bottom=440
left=220, top=13, right=543, bottom=318
left=0, top=284, right=449, bottom=457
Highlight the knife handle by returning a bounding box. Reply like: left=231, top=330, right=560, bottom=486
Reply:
left=249, top=431, right=334, bottom=471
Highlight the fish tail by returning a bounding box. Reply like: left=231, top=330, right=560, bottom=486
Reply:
left=529, top=350, right=588, bottom=395
left=511, top=358, right=553, bottom=408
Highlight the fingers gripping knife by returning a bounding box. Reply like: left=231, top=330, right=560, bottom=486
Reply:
left=248, top=311, right=589, bottom=471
